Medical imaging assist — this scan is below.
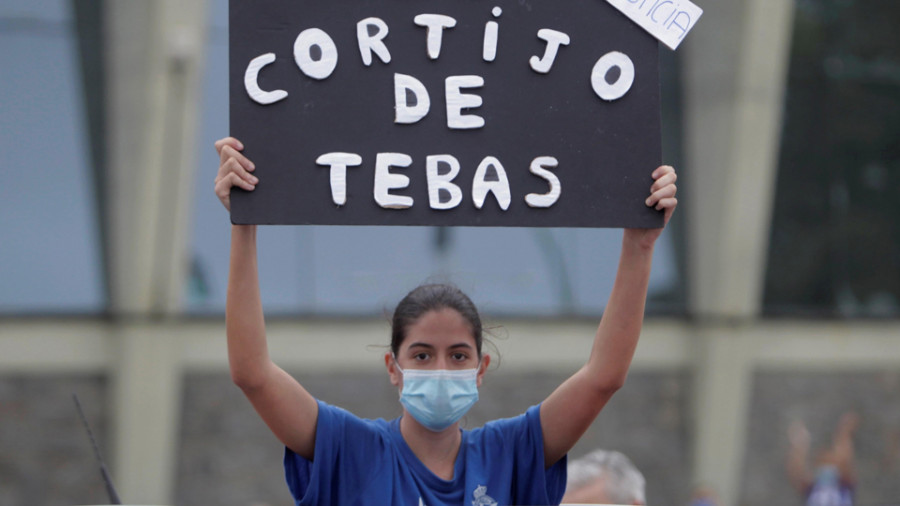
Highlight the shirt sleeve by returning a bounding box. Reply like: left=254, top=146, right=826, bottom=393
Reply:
left=522, top=404, right=567, bottom=504
left=479, top=404, right=568, bottom=505
left=283, top=400, right=391, bottom=505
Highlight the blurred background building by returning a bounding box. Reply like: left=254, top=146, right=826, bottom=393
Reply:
left=1, top=0, right=898, bottom=505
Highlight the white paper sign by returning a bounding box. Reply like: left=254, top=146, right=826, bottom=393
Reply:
left=605, top=0, right=703, bottom=50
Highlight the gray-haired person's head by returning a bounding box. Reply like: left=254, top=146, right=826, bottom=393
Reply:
left=566, top=449, right=646, bottom=505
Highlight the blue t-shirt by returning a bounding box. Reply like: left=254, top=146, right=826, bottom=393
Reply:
left=284, top=400, right=566, bottom=506
left=805, top=474, right=854, bottom=506
left=806, top=483, right=854, bottom=506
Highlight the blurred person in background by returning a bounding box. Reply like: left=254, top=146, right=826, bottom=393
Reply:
left=562, top=449, right=646, bottom=505
left=688, top=484, right=720, bottom=506
left=787, top=412, right=860, bottom=506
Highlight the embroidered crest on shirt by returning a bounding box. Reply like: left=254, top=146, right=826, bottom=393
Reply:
left=472, top=485, right=498, bottom=506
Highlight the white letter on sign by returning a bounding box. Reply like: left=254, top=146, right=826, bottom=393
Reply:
left=483, top=7, right=502, bottom=62
left=426, top=155, right=463, bottom=210
left=529, top=29, right=570, bottom=74
left=357, top=17, right=391, bottom=66
left=316, top=152, right=362, bottom=206
left=374, top=153, right=414, bottom=209
left=414, top=14, right=457, bottom=60
left=472, top=156, right=511, bottom=211
left=591, top=51, right=634, bottom=101
left=445, top=75, right=485, bottom=130
left=294, top=28, right=338, bottom=80
left=525, top=156, right=561, bottom=208
left=394, top=74, right=431, bottom=124
left=244, top=53, right=288, bottom=105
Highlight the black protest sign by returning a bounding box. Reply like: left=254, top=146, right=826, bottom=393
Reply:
left=229, top=0, right=662, bottom=228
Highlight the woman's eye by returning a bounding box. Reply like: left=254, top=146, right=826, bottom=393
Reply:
left=452, top=353, right=467, bottom=361
left=413, top=352, right=429, bottom=361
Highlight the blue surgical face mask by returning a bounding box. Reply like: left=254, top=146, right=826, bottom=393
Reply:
left=395, top=361, right=480, bottom=432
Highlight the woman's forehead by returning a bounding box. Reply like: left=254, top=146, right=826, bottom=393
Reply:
left=404, top=340, right=475, bottom=351
left=409, top=308, right=471, bottom=330
left=402, top=309, right=476, bottom=346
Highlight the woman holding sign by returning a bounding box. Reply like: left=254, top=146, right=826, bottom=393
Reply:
left=215, top=136, right=678, bottom=506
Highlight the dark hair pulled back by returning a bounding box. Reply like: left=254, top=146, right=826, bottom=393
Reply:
left=391, top=284, right=483, bottom=357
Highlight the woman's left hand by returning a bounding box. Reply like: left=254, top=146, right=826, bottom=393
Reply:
left=625, top=165, right=678, bottom=249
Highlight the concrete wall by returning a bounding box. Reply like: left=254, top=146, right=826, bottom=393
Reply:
left=0, top=375, right=110, bottom=505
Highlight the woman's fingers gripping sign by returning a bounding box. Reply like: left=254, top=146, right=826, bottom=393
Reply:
left=645, top=165, right=678, bottom=227
left=214, top=137, right=257, bottom=212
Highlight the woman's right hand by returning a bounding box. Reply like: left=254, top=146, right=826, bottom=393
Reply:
left=214, top=137, right=257, bottom=212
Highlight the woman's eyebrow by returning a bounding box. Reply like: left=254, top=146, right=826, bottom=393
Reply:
left=405, top=342, right=473, bottom=350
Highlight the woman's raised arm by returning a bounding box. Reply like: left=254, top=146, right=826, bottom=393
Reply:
left=216, top=137, right=319, bottom=460
left=539, top=165, right=678, bottom=467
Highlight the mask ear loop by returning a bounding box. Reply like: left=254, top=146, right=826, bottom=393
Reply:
left=391, top=353, right=405, bottom=374
left=391, top=353, right=405, bottom=402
